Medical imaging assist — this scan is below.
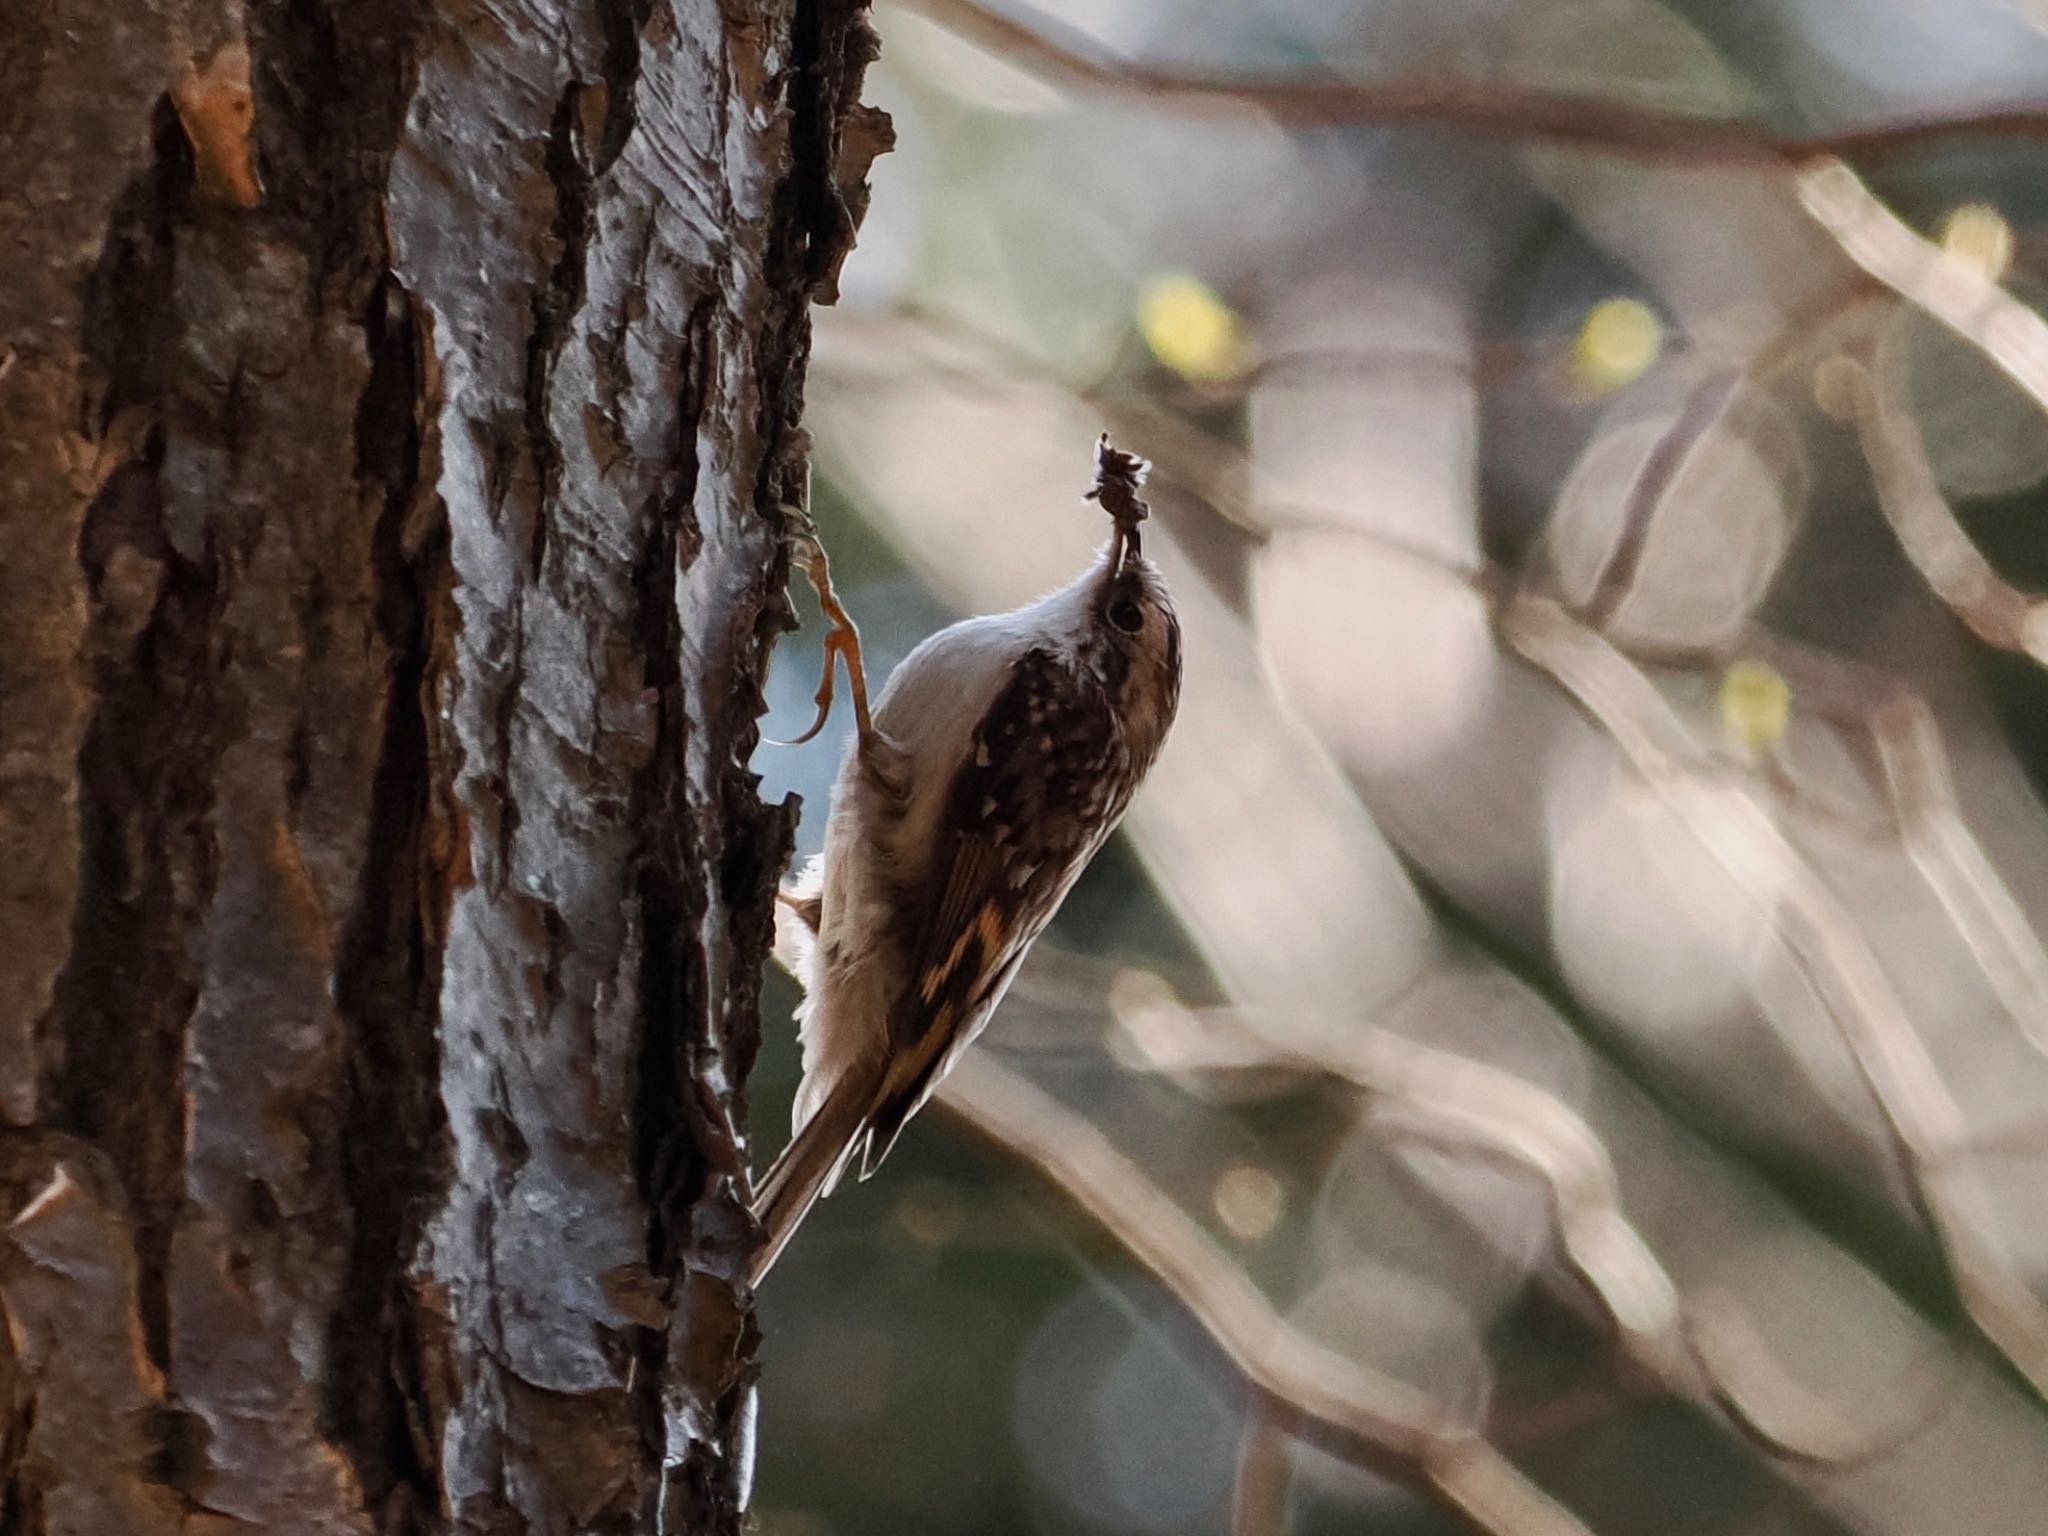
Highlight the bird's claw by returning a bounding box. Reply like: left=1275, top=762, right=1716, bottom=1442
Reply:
left=766, top=513, right=876, bottom=752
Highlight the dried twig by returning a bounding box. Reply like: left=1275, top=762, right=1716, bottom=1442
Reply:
left=1502, top=596, right=2048, bottom=1403
left=898, top=0, right=2048, bottom=165
left=935, top=1053, right=1599, bottom=1536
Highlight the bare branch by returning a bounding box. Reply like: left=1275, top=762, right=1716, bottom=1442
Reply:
left=820, top=304, right=1273, bottom=536
left=1796, top=160, right=2048, bottom=422
left=1851, top=339, right=2048, bottom=661
left=935, top=1053, right=1599, bottom=1536
left=1762, top=642, right=2048, bottom=1064
left=894, top=0, right=2048, bottom=465
left=1116, top=996, right=1688, bottom=1381
left=898, top=0, right=2048, bottom=164
left=1870, top=701, right=2048, bottom=1061
left=1502, top=596, right=2048, bottom=1402
left=1232, top=1415, right=1293, bottom=1536
left=1687, top=1286, right=1967, bottom=1468
left=828, top=304, right=2048, bottom=1097
left=1579, top=367, right=1746, bottom=628
left=1117, top=990, right=1966, bottom=1465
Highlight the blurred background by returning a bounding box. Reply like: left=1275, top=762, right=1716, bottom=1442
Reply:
left=748, top=1, right=2048, bottom=1531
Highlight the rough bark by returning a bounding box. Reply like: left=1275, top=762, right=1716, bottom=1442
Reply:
left=0, top=0, right=878, bottom=1530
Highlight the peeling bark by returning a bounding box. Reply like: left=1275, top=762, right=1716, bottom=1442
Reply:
left=0, top=0, right=878, bottom=1530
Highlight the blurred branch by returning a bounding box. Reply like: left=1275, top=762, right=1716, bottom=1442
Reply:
left=1687, top=1285, right=1966, bottom=1467
left=1118, top=997, right=1687, bottom=1381
left=1764, top=642, right=2048, bottom=1063
left=902, top=0, right=2048, bottom=453
left=1503, top=596, right=2048, bottom=1404
left=1797, top=160, right=2048, bottom=420
left=1751, top=747, right=1898, bottom=844
left=824, top=302, right=1498, bottom=587
left=1851, top=343, right=2048, bottom=662
left=1232, top=1415, right=1293, bottom=1536
left=1550, top=284, right=1872, bottom=632
left=900, top=0, right=2048, bottom=164
left=829, top=302, right=1501, bottom=551
left=822, top=305, right=1270, bottom=534
left=828, top=303, right=2048, bottom=1089
left=1581, top=367, right=1746, bottom=627
left=1118, top=992, right=1955, bottom=1465
left=936, top=1052, right=1599, bottom=1536
left=1870, top=701, right=2048, bottom=1061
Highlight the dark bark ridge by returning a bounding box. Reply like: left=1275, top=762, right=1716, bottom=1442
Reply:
left=0, top=0, right=879, bottom=1530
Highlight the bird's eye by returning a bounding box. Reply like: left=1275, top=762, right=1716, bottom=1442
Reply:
left=1108, top=598, right=1144, bottom=634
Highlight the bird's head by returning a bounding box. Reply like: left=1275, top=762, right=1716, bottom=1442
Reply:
left=1085, top=438, right=1181, bottom=760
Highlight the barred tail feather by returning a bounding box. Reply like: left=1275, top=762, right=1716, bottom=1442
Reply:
left=750, top=1074, right=872, bottom=1286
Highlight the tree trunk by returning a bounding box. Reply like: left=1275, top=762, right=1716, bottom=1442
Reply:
left=0, top=0, right=879, bottom=1530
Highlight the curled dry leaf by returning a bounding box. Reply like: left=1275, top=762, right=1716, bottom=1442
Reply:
left=171, top=40, right=263, bottom=209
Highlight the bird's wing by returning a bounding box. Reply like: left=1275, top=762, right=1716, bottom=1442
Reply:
left=859, top=646, right=1131, bottom=1171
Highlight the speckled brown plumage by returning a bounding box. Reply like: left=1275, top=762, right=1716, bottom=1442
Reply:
left=753, top=438, right=1183, bottom=1283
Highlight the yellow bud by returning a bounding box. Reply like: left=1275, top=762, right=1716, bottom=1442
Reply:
left=1137, top=272, right=1249, bottom=383
left=1938, top=202, right=2014, bottom=281
left=1719, top=660, right=1791, bottom=761
left=1811, top=354, right=1866, bottom=422
left=1571, top=297, right=1662, bottom=395
left=1212, top=1162, right=1285, bottom=1243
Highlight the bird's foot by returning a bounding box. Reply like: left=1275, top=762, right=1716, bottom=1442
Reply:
left=767, top=513, right=877, bottom=754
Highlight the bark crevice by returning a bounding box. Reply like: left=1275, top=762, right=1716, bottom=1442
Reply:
left=785, top=0, right=887, bottom=303
left=525, top=83, right=599, bottom=582
left=631, top=292, right=712, bottom=1283
left=51, top=177, right=226, bottom=1373
left=0, top=1376, right=40, bottom=1536
left=327, top=272, right=453, bottom=1529
left=76, top=98, right=190, bottom=435
left=593, top=0, right=653, bottom=176
left=248, top=0, right=429, bottom=282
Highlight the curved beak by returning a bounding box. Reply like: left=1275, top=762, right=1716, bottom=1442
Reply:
left=1111, top=519, right=1141, bottom=577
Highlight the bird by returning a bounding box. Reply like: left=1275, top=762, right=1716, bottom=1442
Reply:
left=751, top=437, right=1182, bottom=1285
